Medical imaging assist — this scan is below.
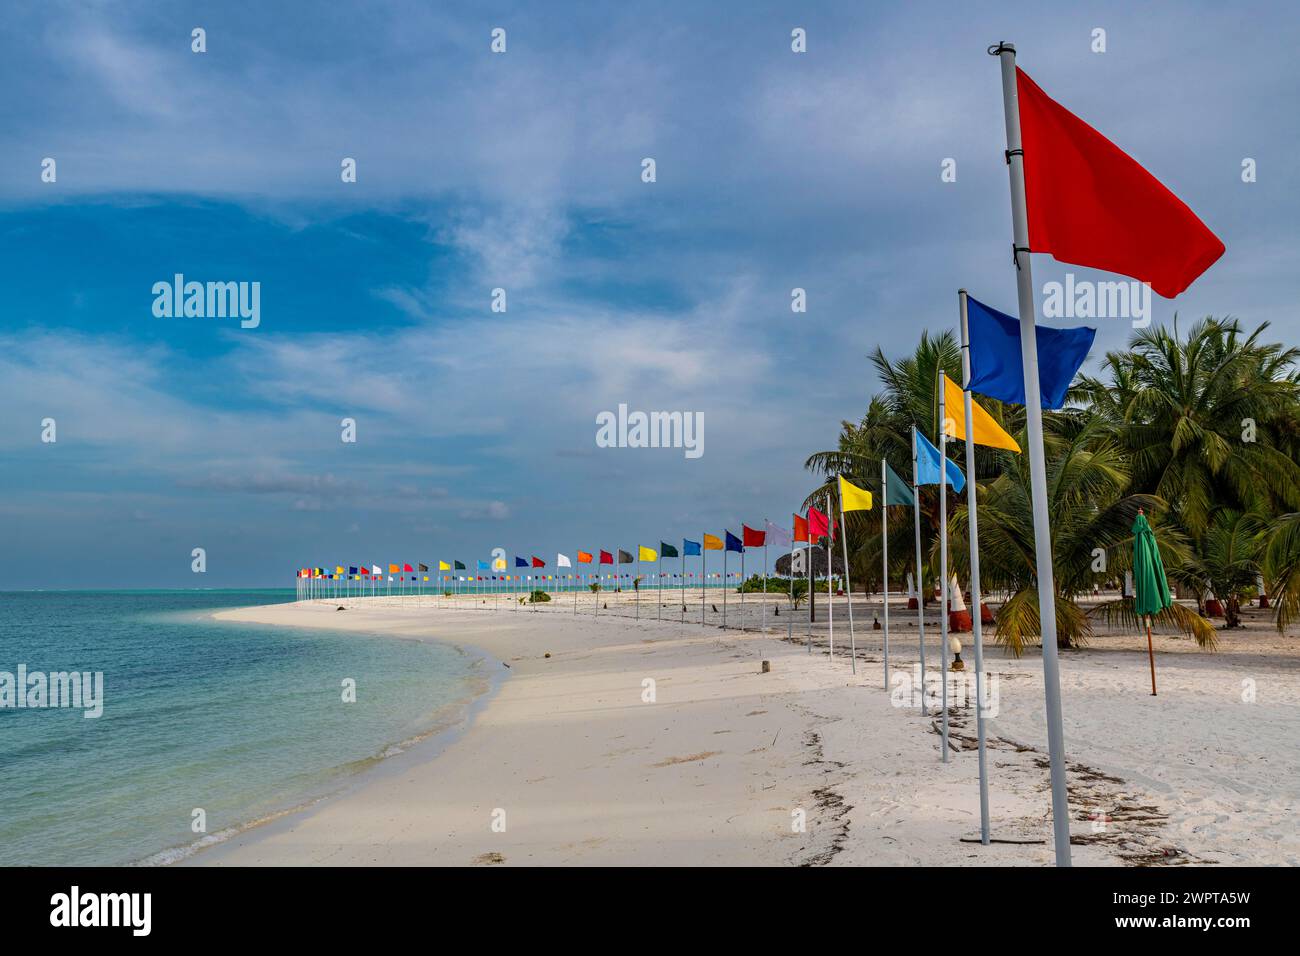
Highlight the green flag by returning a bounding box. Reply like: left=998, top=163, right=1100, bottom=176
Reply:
left=454, top=560, right=466, bottom=570
left=1132, top=512, right=1172, bottom=617
left=885, top=462, right=915, bottom=507
left=660, top=541, right=679, bottom=558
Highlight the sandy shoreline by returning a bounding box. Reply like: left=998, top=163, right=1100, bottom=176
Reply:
left=189, top=592, right=1300, bottom=866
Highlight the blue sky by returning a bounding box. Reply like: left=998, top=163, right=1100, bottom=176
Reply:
left=2, top=1, right=1298, bottom=587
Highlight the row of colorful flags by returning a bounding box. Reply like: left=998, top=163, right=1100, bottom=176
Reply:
left=298, top=568, right=758, bottom=582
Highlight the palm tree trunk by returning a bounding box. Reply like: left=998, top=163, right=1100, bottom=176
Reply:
left=1225, top=595, right=1241, bottom=628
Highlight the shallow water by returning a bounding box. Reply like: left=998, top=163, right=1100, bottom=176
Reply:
left=0, top=590, right=485, bottom=866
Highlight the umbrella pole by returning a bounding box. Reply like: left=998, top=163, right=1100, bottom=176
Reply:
left=1146, top=614, right=1157, bottom=696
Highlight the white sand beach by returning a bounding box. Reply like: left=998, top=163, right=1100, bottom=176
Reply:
left=192, top=592, right=1300, bottom=866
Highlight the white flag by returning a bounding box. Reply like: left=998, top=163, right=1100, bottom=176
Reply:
left=372, top=565, right=381, bottom=576
left=557, top=553, right=572, bottom=568
left=791, top=548, right=807, bottom=574
left=765, top=520, right=793, bottom=548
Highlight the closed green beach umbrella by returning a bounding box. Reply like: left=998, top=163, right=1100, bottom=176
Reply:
left=1132, top=509, right=1171, bottom=695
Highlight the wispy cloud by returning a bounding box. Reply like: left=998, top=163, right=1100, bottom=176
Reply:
left=2, top=0, right=1295, bottom=585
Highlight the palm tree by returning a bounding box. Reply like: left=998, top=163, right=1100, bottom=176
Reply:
left=1264, top=513, right=1300, bottom=631
left=949, top=411, right=1216, bottom=653
left=1079, top=318, right=1300, bottom=543
left=1182, top=510, right=1265, bottom=628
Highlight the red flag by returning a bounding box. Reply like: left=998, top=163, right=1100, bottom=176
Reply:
left=1016, top=67, right=1223, bottom=298
left=402, top=563, right=413, bottom=572
left=742, top=524, right=766, bottom=547
left=793, top=513, right=809, bottom=543
left=808, top=506, right=834, bottom=541
left=531, top=556, right=545, bottom=568
left=599, top=550, right=614, bottom=565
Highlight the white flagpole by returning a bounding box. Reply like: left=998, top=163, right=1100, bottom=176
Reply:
left=825, top=493, right=834, bottom=661
left=701, top=534, right=706, bottom=626
left=881, top=458, right=890, bottom=689
left=739, top=537, right=745, bottom=631
left=959, top=288, right=992, bottom=845
left=836, top=481, right=857, bottom=674
left=993, top=40, right=1070, bottom=865
left=805, top=522, right=813, bottom=654
left=658, top=553, right=663, bottom=621
left=911, top=426, right=927, bottom=715
left=938, top=368, right=951, bottom=763
left=762, top=523, right=769, bottom=634
left=787, top=521, right=795, bottom=643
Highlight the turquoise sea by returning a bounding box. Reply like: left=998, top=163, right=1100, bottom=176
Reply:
left=0, top=590, right=488, bottom=866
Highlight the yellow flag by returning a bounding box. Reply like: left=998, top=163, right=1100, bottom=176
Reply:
left=703, top=533, right=724, bottom=550
left=838, top=476, right=873, bottom=512
left=336, top=565, right=345, bottom=575
left=943, top=374, right=1021, bottom=452
left=639, top=545, right=657, bottom=561
left=439, top=561, right=450, bottom=571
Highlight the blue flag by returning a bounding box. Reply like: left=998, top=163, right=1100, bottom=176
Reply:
left=515, top=556, right=528, bottom=567
left=966, top=295, right=1095, bottom=409
left=915, top=430, right=965, bottom=493
left=682, top=538, right=702, bottom=556
left=725, top=530, right=744, bottom=553
left=477, top=560, right=489, bottom=571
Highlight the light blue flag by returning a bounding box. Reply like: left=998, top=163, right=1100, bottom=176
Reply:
left=915, top=430, right=965, bottom=493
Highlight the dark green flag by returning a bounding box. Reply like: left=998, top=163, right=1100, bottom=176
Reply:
left=454, top=560, right=466, bottom=570
left=884, top=461, right=915, bottom=507
left=618, top=549, right=634, bottom=564
left=660, top=541, right=679, bottom=558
